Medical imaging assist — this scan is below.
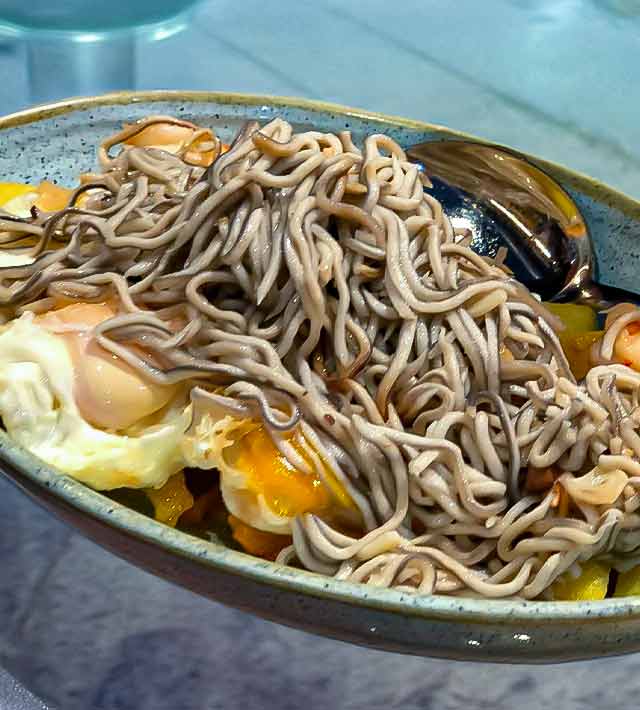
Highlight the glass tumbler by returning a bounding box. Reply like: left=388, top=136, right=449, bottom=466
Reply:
left=0, top=0, right=201, bottom=104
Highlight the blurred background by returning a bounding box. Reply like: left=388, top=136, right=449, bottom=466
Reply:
left=0, top=0, right=638, bottom=197
left=0, top=1, right=639, bottom=709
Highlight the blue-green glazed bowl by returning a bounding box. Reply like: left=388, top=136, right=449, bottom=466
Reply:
left=1, top=92, right=640, bottom=664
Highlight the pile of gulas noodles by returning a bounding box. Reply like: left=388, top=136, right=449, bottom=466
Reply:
left=2, top=114, right=640, bottom=599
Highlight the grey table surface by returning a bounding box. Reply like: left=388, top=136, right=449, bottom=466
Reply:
left=1, top=1, right=640, bottom=708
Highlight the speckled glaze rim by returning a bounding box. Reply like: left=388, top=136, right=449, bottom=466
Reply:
left=2, top=90, right=640, bottom=626
left=3, top=90, right=640, bottom=221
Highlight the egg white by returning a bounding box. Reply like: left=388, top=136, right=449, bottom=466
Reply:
left=0, top=313, right=188, bottom=490
left=1, top=191, right=38, bottom=218
left=0, top=252, right=34, bottom=267
left=182, top=413, right=293, bottom=534
left=0, top=191, right=37, bottom=266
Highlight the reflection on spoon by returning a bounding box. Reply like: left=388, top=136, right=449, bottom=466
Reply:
left=407, top=139, right=635, bottom=309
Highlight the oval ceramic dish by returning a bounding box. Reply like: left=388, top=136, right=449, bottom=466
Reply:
left=2, top=92, right=640, bottom=664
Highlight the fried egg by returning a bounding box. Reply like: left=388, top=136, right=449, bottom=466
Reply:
left=182, top=413, right=354, bottom=534
left=0, top=122, right=215, bottom=222
left=0, top=305, right=188, bottom=490
left=124, top=121, right=220, bottom=166
left=0, top=181, right=72, bottom=218
left=0, top=136, right=347, bottom=533
left=0, top=299, right=352, bottom=534
left=0, top=181, right=74, bottom=268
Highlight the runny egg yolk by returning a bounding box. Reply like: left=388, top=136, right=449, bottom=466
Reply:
left=229, top=426, right=351, bottom=519
left=35, top=302, right=178, bottom=431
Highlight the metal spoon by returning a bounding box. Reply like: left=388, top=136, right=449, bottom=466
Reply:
left=406, top=139, right=633, bottom=309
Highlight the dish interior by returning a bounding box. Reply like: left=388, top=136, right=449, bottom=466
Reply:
left=1, top=94, right=640, bottom=628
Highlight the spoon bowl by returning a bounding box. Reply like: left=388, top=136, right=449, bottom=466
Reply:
left=407, top=139, right=634, bottom=308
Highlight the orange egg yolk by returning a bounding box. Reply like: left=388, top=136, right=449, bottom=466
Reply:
left=229, top=426, right=352, bottom=518
left=615, top=322, right=640, bottom=371
left=35, top=302, right=178, bottom=431
left=125, top=122, right=195, bottom=148
left=228, top=514, right=291, bottom=560
left=35, top=181, right=72, bottom=212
